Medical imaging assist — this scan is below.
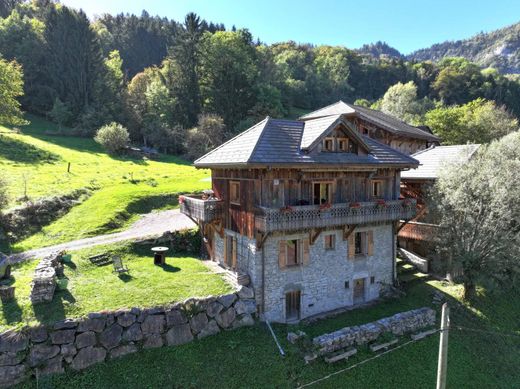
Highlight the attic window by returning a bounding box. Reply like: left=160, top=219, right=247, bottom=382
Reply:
left=323, top=138, right=334, bottom=152
left=338, top=138, right=348, bottom=152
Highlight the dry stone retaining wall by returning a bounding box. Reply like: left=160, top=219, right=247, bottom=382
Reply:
left=30, top=252, right=63, bottom=304
left=0, top=286, right=256, bottom=387
left=313, top=307, right=436, bottom=355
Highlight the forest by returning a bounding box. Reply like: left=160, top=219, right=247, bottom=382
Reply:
left=1, top=0, right=520, bottom=159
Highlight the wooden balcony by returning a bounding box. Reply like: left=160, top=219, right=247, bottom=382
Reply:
left=255, top=199, right=417, bottom=233
left=179, top=195, right=224, bottom=223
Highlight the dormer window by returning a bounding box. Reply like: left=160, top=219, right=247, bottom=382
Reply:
left=323, top=138, right=334, bottom=151
left=338, top=138, right=348, bottom=152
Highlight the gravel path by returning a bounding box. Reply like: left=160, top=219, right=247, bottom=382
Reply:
left=8, top=209, right=195, bottom=263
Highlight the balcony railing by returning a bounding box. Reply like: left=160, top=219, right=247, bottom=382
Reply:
left=180, top=196, right=224, bottom=223
left=255, top=199, right=417, bottom=233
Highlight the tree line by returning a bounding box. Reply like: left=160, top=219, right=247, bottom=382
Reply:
left=1, top=1, right=520, bottom=158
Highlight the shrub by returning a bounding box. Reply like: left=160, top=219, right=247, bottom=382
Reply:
left=94, top=122, right=130, bottom=154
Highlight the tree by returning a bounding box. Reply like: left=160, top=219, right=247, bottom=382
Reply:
left=425, top=98, right=518, bottom=145
left=0, top=177, right=9, bottom=210
left=49, top=97, right=72, bottom=129
left=0, top=57, right=27, bottom=125
left=429, top=131, right=520, bottom=299
left=378, top=81, right=432, bottom=124
left=185, top=113, right=226, bottom=160
left=124, top=70, right=153, bottom=141
left=94, top=122, right=130, bottom=154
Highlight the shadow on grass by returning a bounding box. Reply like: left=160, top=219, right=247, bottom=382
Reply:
left=33, top=289, right=76, bottom=325
left=1, top=277, right=22, bottom=324
left=0, top=134, right=60, bottom=164
left=118, top=274, right=134, bottom=283
left=158, top=263, right=180, bottom=273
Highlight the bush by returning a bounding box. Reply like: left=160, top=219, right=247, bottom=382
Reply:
left=94, top=122, right=130, bottom=154
left=0, top=177, right=9, bottom=210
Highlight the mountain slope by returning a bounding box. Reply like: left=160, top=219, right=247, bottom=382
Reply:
left=408, top=22, right=520, bottom=73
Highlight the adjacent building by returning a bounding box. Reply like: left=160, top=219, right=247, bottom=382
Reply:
left=181, top=101, right=439, bottom=323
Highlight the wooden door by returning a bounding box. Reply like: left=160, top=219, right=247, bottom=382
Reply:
left=285, top=290, right=301, bottom=321
left=353, top=278, right=365, bottom=304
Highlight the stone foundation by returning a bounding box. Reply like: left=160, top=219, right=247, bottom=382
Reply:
left=30, top=252, right=63, bottom=304
left=313, top=307, right=436, bottom=354
left=0, top=286, right=256, bottom=388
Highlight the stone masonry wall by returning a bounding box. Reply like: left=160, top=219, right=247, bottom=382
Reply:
left=262, top=223, right=394, bottom=322
left=0, top=286, right=256, bottom=388
left=313, top=307, right=436, bottom=354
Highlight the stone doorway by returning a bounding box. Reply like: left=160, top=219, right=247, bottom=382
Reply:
left=353, top=278, right=365, bottom=304
left=285, top=290, right=301, bottom=322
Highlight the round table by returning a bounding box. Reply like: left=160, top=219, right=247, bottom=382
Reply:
left=151, top=247, right=169, bottom=265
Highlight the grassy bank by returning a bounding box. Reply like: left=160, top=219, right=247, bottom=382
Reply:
left=0, top=115, right=209, bottom=251
left=0, top=242, right=232, bottom=331
left=16, top=280, right=520, bottom=388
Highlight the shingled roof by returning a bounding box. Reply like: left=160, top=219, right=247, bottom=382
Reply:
left=401, top=144, right=480, bottom=180
left=194, top=117, right=419, bottom=168
left=300, top=100, right=440, bottom=142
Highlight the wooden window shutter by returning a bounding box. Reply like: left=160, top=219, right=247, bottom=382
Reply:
left=232, top=237, right=237, bottom=268
left=367, top=231, right=374, bottom=256
left=223, top=235, right=228, bottom=263
left=348, top=233, right=355, bottom=259
left=302, top=238, right=310, bottom=266
left=278, top=240, right=287, bottom=269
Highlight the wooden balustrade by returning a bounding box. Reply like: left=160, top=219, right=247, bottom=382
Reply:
left=180, top=196, right=224, bottom=223
left=255, top=199, right=417, bottom=233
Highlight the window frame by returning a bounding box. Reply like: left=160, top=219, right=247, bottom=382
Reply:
left=323, top=137, right=335, bottom=152
left=371, top=180, right=384, bottom=199
left=337, top=137, right=349, bottom=152
left=324, top=234, right=335, bottom=250
left=354, top=231, right=367, bottom=256
left=312, top=181, right=334, bottom=205
left=229, top=180, right=240, bottom=205
left=286, top=239, right=300, bottom=267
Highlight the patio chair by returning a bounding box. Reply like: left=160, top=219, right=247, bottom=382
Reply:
left=112, top=256, right=129, bottom=274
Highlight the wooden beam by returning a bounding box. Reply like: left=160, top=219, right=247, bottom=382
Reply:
left=255, top=231, right=270, bottom=249
left=343, top=225, right=357, bottom=241
left=212, top=220, right=224, bottom=238
left=309, top=228, right=323, bottom=245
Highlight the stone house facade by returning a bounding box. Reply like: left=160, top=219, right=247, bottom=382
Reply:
left=181, top=102, right=428, bottom=322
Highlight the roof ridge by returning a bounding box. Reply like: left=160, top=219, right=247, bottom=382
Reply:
left=194, top=117, right=269, bottom=165
left=411, top=145, right=436, bottom=157
left=247, top=116, right=274, bottom=163
left=299, top=100, right=349, bottom=119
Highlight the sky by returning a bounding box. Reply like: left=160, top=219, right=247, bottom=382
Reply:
left=60, top=0, right=520, bottom=54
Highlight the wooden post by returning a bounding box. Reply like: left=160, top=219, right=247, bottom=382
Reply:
left=67, top=162, right=71, bottom=173
left=436, top=303, right=450, bottom=389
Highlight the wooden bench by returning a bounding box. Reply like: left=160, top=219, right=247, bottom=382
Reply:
left=88, top=253, right=112, bottom=266
left=324, top=348, right=357, bottom=363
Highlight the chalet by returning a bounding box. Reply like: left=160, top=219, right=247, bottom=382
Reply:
left=300, top=101, right=440, bottom=155
left=181, top=108, right=423, bottom=323
left=399, top=144, right=480, bottom=267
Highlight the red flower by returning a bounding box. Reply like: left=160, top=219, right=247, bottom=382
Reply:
left=280, top=205, right=293, bottom=213
left=178, top=195, right=185, bottom=204
left=376, top=199, right=387, bottom=207
left=350, top=202, right=361, bottom=208
left=319, top=203, right=331, bottom=210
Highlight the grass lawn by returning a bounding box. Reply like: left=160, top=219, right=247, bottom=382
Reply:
left=0, top=115, right=209, bottom=252
left=0, top=242, right=232, bottom=331
left=17, top=280, right=520, bottom=389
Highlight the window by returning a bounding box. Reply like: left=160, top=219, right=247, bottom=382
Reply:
left=272, top=180, right=284, bottom=207
left=370, top=276, right=375, bottom=284
left=279, top=239, right=309, bottom=268
left=286, top=239, right=299, bottom=266
left=323, top=138, right=334, bottom=151
left=224, top=235, right=237, bottom=269
left=355, top=232, right=366, bottom=255
left=344, top=281, right=350, bottom=289
left=338, top=138, right=349, bottom=152
left=371, top=180, right=384, bottom=199
left=286, top=290, right=301, bottom=321
left=230, top=181, right=240, bottom=204
left=324, top=234, right=335, bottom=250
left=313, top=182, right=333, bottom=205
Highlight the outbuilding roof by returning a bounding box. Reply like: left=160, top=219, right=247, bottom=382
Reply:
left=194, top=116, right=419, bottom=168
left=300, top=100, right=440, bottom=142
left=401, top=144, right=480, bottom=180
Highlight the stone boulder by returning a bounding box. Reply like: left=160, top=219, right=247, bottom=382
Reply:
left=237, top=286, right=254, bottom=299
left=197, top=320, right=220, bottom=339
left=141, top=314, right=165, bottom=335
left=61, top=343, right=77, bottom=363
left=38, top=355, right=64, bottom=376
left=117, top=312, right=136, bottom=328
left=0, top=364, right=26, bottom=387
left=71, top=346, right=106, bottom=371
left=110, top=344, right=137, bottom=359
left=122, top=323, right=143, bottom=342
left=78, top=316, right=106, bottom=333
left=217, top=294, right=237, bottom=308
left=28, top=344, right=60, bottom=367
left=0, top=352, right=24, bottom=367
left=50, top=329, right=76, bottom=345
left=99, top=324, right=123, bottom=350
left=0, top=332, right=28, bottom=353
left=165, top=324, right=193, bottom=346
left=232, top=314, right=255, bottom=328
left=206, top=301, right=224, bottom=318
left=166, top=309, right=187, bottom=327
left=234, top=300, right=256, bottom=316
left=143, top=335, right=163, bottom=349
left=216, top=307, right=236, bottom=329
left=75, top=331, right=96, bottom=349
left=53, top=319, right=78, bottom=330
left=189, top=312, right=208, bottom=334
left=29, top=326, right=48, bottom=343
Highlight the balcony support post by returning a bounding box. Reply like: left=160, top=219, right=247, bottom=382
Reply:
left=343, top=224, right=357, bottom=241
left=255, top=230, right=271, bottom=250
left=309, top=228, right=324, bottom=245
